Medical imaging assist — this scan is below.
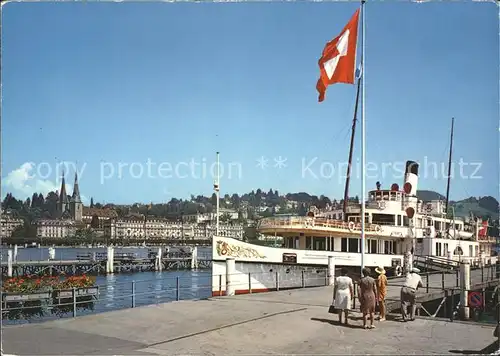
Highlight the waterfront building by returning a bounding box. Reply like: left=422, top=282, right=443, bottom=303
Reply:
left=0, top=216, right=24, bottom=238
left=82, top=207, right=118, bottom=228
left=34, top=219, right=76, bottom=239
left=104, top=217, right=244, bottom=240
left=182, top=208, right=239, bottom=224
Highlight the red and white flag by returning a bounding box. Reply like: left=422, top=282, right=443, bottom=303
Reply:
left=316, top=9, right=360, bottom=102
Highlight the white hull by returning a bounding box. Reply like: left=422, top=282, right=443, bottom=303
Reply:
left=211, top=236, right=404, bottom=296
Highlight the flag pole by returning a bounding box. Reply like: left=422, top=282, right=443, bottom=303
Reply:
left=215, top=151, right=220, bottom=236
left=360, top=0, right=366, bottom=276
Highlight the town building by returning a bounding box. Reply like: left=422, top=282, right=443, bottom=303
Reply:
left=182, top=208, right=239, bottom=224
left=34, top=219, right=76, bottom=239
left=104, top=217, right=244, bottom=240
left=0, top=215, right=24, bottom=238
left=82, top=207, right=118, bottom=228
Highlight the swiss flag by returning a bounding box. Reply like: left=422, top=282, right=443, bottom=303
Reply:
left=316, top=9, right=360, bottom=102
left=478, top=220, right=488, bottom=238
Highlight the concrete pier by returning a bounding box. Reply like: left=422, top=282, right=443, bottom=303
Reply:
left=3, top=286, right=496, bottom=355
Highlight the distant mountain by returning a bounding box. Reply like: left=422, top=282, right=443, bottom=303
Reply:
left=416, top=190, right=498, bottom=220
left=416, top=190, right=445, bottom=201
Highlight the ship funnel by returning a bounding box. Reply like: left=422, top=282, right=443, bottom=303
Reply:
left=403, top=160, right=419, bottom=196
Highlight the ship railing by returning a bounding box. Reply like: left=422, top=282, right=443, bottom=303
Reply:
left=258, top=217, right=381, bottom=232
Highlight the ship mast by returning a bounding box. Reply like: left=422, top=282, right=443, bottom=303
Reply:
left=445, top=117, right=454, bottom=216
left=342, top=79, right=361, bottom=221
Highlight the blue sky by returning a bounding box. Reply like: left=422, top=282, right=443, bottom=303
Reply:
left=2, top=1, right=498, bottom=204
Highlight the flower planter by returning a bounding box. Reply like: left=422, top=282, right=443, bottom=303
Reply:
left=3, top=292, right=51, bottom=302
left=54, top=287, right=99, bottom=299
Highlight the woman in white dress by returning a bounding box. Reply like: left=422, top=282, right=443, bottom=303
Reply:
left=333, top=267, right=354, bottom=325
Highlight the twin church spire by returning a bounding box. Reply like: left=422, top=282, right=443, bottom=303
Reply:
left=58, top=171, right=83, bottom=221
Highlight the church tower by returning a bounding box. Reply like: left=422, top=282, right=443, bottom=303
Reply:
left=69, top=172, right=83, bottom=222
left=58, top=173, right=69, bottom=214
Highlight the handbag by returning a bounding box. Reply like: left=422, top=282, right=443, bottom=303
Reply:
left=328, top=304, right=338, bottom=314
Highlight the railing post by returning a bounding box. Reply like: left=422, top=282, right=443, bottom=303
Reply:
left=481, top=265, right=484, bottom=282
left=176, top=276, right=180, bottom=301
left=72, top=287, right=77, bottom=318
left=301, top=270, right=305, bottom=288
left=441, top=271, right=445, bottom=290
left=460, top=262, right=470, bottom=320
left=218, top=274, right=222, bottom=296
left=248, top=273, right=252, bottom=293
left=353, top=282, right=357, bottom=309
left=450, top=288, right=455, bottom=321
left=132, top=280, right=136, bottom=308
left=426, top=273, right=429, bottom=293
left=276, top=271, right=280, bottom=291
left=456, top=269, right=459, bottom=287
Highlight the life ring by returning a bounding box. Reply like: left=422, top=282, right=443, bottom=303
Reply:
left=395, top=265, right=403, bottom=277
left=348, top=221, right=355, bottom=231
left=375, top=225, right=382, bottom=234
left=221, top=248, right=228, bottom=256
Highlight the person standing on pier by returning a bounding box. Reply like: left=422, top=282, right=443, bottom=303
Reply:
left=375, top=266, right=388, bottom=321
left=358, top=268, right=377, bottom=329
left=400, top=267, right=423, bottom=322
left=333, top=267, right=354, bottom=325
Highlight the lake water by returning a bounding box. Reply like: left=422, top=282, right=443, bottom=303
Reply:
left=1, top=246, right=213, bottom=324
left=1, top=246, right=212, bottom=261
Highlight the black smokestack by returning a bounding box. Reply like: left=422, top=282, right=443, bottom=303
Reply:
left=405, top=161, right=419, bottom=176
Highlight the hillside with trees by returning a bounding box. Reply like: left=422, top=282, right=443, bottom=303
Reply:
left=2, top=189, right=498, bottom=229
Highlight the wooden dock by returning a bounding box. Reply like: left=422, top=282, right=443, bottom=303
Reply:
left=384, top=265, right=498, bottom=317
left=1, top=255, right=212, bottom=277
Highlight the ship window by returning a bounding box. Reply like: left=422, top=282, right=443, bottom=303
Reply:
left=455, top=224, right=461, bottom=231
left=444, top=243, right=449, bottom=256
left=313, top=237, right=325, bottom=251
left=434, top=221, right=441, bottom=230
left=372, top=214, right=394, bottom=226
left=306, top=237, right=312, bottom=250
left=436, top=243, right=442, bottom=256
left=341, top=238, right=348, bottom=252
left=348, top=238, right=359, bottom=253
left=403, top=216, right=409, bottom=227
left=368, top=239, right=377, bottom=254
left=383, top=241, right=394, bottom=254
left=427, top=219, right=433, bottom=227
left=397, top=215, right=402, bottom=226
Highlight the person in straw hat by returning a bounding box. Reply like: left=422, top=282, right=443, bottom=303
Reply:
left=375, top=266, right=388, bottom=321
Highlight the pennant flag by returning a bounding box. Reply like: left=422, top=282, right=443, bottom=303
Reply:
left=316, top=9, right=360, bottom=102
left=478, top=220, right=489, bottom=238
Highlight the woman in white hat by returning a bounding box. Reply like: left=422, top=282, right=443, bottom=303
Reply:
left=375, top=266, right=388, bottom=321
